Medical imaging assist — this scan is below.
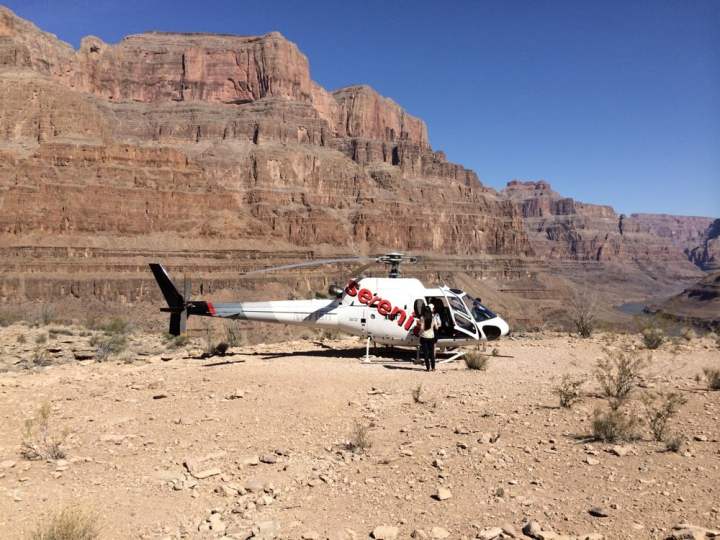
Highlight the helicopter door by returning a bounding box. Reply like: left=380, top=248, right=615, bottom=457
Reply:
left=440, top=287, right=480, bottom=340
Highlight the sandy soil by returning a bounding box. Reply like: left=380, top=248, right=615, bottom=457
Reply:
left=0, top=325, right=719, bottom=540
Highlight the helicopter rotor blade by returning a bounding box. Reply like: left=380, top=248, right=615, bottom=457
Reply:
left=239, top=257, right=372, bottom=277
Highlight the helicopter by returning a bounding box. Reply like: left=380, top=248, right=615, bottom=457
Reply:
left=149, top=253, right=510, bottom=361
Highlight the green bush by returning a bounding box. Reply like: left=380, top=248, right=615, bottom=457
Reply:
left=641, top=391, right=687, bottom=441
left=595, top=349, right=650, bottom=409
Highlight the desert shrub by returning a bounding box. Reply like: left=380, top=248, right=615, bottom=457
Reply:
left=553, top=375, right=585, bottom=408
left=36, top=304, right=56, bottom=326
left=90, top=333, right=128, bottom=361
left=680, top=327, right=696, bottom=341
left=32, top=347, right=51, bottom=367
left=48, top=327, right=74, bottom=337
left=569, top=291, right=597, bottom=338
left=411, top=384, right=424, bottom=404
left=491, top=347, right=500, bottom=357
left=168, top=334, right=190, bottom=349
left=591, top=407, right=640, bottom=443
left=213, top=342, right=230, bottom=356
left=30, top=506, right=100, bottom=540
left=464, top=351, right=488, bottom=371
left=665, top=434, right=686, bottom=453
left=17, top=334, right=27, bottom=344
left=35, top=333, right=48, bottom=345
left=641, top=391, right=687, bottom=441
left=346, top=421, right=372, bottom=453
left=99, top=318, right=130, bottom=335
left=702, top=368, right=720, bottom=390
left=642, top=327, right=665, bottom=350
left=595, top=349, right=650, bottom=409
left=21, top=402, right=67, bottom=461
left=0, top=308, right=22, bottom=327
left=224, top=323, right=243, bottom=348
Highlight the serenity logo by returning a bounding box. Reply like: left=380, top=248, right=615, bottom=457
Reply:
left=344, top=280, right=419, bottom=333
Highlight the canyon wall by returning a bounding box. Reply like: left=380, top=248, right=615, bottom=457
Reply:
left=0, top=6, right=713, bottom=328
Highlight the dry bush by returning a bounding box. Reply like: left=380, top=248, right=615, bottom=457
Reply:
left=595, top=349, right=650, bottom=409
left=641, top=326, right=665, bottom=350
left=36, top=304, right=56, bottom=326
left=100, top=318, right=130, bottom=335
left=17, top=333, right=27, bottom=344
left=641, top=391, right=687, bottom=441
left=680, top=327, right=696, bottom=341
left=591, top=407, right=640, bottom=442
left=35, top=333, right=48, bottom=345
left=569, top=291, right=597, bottom=338
left=346, top=421, right=372, bottom=453
left=32, top=347, right=51, bottom=367
left=553, top=375, right=585, bottom=408
left=30, top=506, right=99, bottom=540
left=90, top=333, right=128, bottom=361
left=0, top=308, right=22, bottom=327
left=702, top=368, right=720, bottom=390
left=464, top=351, right=489, bottom=371
left=165, top=333, right=190, bottom=349
left=411, top=384, right=424, bottom=404
left=21, top=403, right=68, bottom=461
left=48, top=327, right=74, bottom=337
left=665, top=434, right=686, bottom=453
left=224, top=323, right=243, bottom=348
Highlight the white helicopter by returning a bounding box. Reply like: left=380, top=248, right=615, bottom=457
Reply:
left=149, top=253, right=510, bottom=361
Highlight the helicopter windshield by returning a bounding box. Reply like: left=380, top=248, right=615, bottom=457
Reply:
left=462, top=295, right=496, bottom=322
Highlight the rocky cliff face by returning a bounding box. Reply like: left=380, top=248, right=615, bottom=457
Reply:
left=686, top=219, right=720, bottom=272
left=501, top=180, right=714, bottom=274
left=0, top=6, right=526, bottom=257
left=0, top=7, right=711, bottom=327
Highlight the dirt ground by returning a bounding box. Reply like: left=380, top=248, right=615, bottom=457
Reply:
left=0, top=324, right=719, bottom=540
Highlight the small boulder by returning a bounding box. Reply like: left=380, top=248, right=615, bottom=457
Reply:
left=372, top=526, right=399, bottom=540
left=434, top=486, right=452, bottom=501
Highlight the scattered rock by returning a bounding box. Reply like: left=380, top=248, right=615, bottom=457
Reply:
left=585, top=456, right=600, bottom=466
left=589, top=507, right=609, bottom=518
left=191, top=467, right=222, bottom=480
left=372, top=526, right=399, bottom=540
left=430, top=527, right=450, bottom=539
left=260, top=453, right=278, bottom=464
left=252, top=520, right=281, bottom=540
left=609, top=445, right=629, bottom=457
left=411, top=530, right=429, bottom=539
left=477, top=527, right=504, bottom=540
left=302, top=532, right=320, bottom=540
left=0, top=460, right=16, bottom=470
left=433, top=486, right=452, bottom=501
left=666, top=523, right=720, bottom=539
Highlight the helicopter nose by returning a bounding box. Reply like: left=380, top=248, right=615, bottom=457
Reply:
left=496, top=317, right=510, bottom=337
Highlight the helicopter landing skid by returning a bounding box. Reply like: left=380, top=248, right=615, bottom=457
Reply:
left=414, top=345, right=466, bottom=365
left=437, top=347, right=465, bottom=364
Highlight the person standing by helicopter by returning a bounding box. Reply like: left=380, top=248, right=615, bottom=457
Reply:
left=419, top=304, right=441, bottom=371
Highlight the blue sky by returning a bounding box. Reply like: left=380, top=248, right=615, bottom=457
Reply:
left=5, top=0, right=719, bottom=217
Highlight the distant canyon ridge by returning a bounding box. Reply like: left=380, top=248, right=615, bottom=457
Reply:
left=0, top=6, right=716, bottom=328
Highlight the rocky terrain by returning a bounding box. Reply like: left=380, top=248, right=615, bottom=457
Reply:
left=650, top=272, right=720, bottom=326
left=0, top=5, right=716, bottom=331
left=0, top=321, right=719, bottom=539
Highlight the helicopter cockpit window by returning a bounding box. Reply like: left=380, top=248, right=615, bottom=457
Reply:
left=463, top=296, right=496, bottom=322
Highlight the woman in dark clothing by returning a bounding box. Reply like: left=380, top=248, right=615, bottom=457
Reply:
left=419, top=304, right=439, bottom=371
